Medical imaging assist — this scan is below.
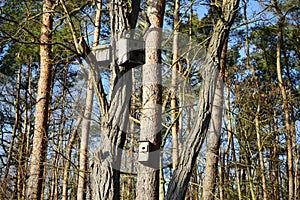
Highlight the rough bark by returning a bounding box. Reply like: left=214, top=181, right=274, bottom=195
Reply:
left=91, top=70, right=132, bottom=199
left=26, top=0, right=53, bottom=199
left=202, top=25, right=229, bottom=199
left=90, top=0, right=142, bottom=199
left=135, top=0, right=166, bottom=199
left=165, top=0, right=239, bottom=198
left=202, top=75, right=224, bottom=200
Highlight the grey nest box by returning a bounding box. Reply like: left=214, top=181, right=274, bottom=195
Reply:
left=93, top=44, right=112, bottom=66
left=116, top=38, right=145, bottom=67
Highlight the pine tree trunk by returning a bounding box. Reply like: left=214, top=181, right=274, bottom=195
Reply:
left=136, top=0, right=166, bottom=199
left=26, top=0, right=53, bottom=199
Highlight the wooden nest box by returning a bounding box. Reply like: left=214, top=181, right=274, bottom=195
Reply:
left=93, top=44, right=112, bottom=66
left=116, top=38, right=145, bottom=67
left=138, top=141, right=150, bottom=164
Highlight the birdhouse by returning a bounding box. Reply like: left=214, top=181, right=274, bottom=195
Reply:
left=116, top=38, right=145, bottom=66
left=138, top=141, right=150, bottom=163
left=93, top=44, right=112, bottom=66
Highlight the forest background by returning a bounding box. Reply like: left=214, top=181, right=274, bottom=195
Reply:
left=0, top=0, right=299, bottom=199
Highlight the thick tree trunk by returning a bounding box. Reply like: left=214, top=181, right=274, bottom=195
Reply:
left=165, top=0, right=239, bottom=198
left=90, top=0, right=142, bottom=199
left=91, top=70, right=132, bottom=199
left=26, top=0, right=53, bottom=199
left=202, top=26, right=228, bottom=200
left=136, top=0, right=166, bottom=199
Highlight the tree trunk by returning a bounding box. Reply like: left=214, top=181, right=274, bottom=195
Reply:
left=17, top=65, right=29, bottom=200
left=165, top=0, right=239, bottom=198
left=77, top=72, right=94, bottom=200
left=90, top=0, right=142, bottom=199
left=171, top=0, right=181, bottom=170
left=91, top=70, right=132, bottom=199
left=271, top=110, right=280, bottom=200
left=62, top=116, right=82, bottom=200
left=23, top=64, right=33, bottom=199
left=225, top=85, right=242, bottom=200
left=202, top=75, right=224, bottom=200
left=26, top=0, right=53, bottom=199
left=77, top=2, right=102, bottom=198
left=136, top=0, right=166, bottom=199
left=275, top=11, right=294, bottom=200
left=255, top=104, right=268, bottom=200
left=202, top=25, right=229, bottom=199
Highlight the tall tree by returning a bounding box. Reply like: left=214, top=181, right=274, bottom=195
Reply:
left=171, top=0, right=181, bottom=170
left=274, top=3, right=294, bottom=199
left=135, top=0, right=166, bottom=199
left=202, top=41, right=226, bottom=199
left=77, top=1, right=102, bottom=199
left=90, top=0, right=141, bottom=199
left=166, top=0, right=240, bottom=198
left=26, top=0, right=53, bottom=199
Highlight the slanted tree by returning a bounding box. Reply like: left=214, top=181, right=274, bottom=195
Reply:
left=166, top=0, right=240, bottom=198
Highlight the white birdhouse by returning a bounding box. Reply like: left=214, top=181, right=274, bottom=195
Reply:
left=138, top=141, right=150, bottom=163
left=93, top=44, right=112, bottom=66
